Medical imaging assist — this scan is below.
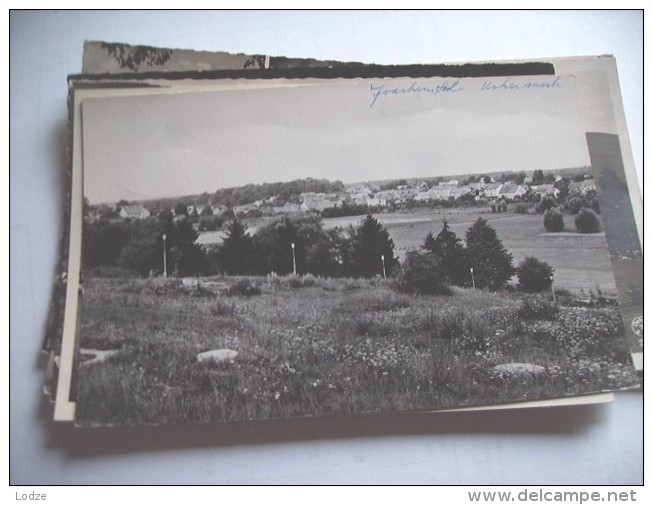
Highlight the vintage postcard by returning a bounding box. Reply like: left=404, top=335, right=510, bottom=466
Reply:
left=59, top=74, right=638, bottom=426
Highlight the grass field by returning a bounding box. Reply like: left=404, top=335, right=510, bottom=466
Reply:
left=76, top=275, right=637, bottom=426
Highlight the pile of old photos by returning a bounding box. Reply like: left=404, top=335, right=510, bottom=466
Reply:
left=43, top=42, right=643, bottom=427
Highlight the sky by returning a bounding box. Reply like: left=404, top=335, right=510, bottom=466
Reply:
left=82, top=75, right=591, bottom=204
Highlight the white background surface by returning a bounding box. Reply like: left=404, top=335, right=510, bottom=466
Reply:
left=9, top=10, right=643, bottom=485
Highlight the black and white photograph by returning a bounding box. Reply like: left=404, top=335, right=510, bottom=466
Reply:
left=73, top=75, right=639, bottom=426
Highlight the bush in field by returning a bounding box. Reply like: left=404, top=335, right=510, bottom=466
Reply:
left=514, top=203, right=529, bottom=215
left=210, top=299, right=236, bottom=316
left=286, top=273, right=316, bottom=288
left=226, top=278, right=261, bottom=297
left=396, top=251, right=451, bottom=295
left=84, top=266, right=134, bottom=278
left=518, top=295, right=559, bottom=320
left=465, top=218, right=514, bottom=291
left=543, top=208, right=564, bottom=232
left=575, top=208, right=601, bottom=233
left=515, top=257, right=554, bottom=293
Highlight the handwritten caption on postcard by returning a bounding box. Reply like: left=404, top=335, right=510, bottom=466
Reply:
left=480, top=76, right=562, bottom=92
left=369, top=81, right=464, bottom=108
left=369, top=77, right=562, bottom=107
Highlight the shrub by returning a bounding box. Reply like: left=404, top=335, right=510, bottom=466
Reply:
left=210, top=299, right=236, bottom=316
left=515, top=257, right=554, bottom=293
left=543, top=208, right=564, bottom=232
left=360, top=291, right=411, bottom=312
left=287, top=273, right=316, bottom=288
left=536, top=195, right=557, bottom=214
left=419, top=307, right=490, bottom=351
left=514, top=203, right=529, bottom=215
left=575, top=208, right=601, bottom=233
left=396, top=251, right=451, bottom=295
left=226, top=278, right=261, bottom=297
left=518, top=295, right=559, bottom=320
left=84, top=266, right=134, bottom=278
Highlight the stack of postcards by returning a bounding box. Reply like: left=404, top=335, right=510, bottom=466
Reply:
left=43, top=42, right=643, bottom=427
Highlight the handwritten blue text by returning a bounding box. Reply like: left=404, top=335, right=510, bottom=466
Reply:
left=481, top=77, right=562, bottom=92
left=369, top=80, right=464, bottom=108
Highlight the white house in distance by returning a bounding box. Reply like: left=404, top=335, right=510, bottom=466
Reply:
left=119, top=204, right=150, bottom=219
left=480, top=182, right=503, bottom=198
left=531, top=184, right=560, bottom=198
left=497, top=184, right=528, bottom=200
left=569, top=179, right=596, bottom=195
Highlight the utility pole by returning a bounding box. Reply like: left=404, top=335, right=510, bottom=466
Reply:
left=470, top=267, right=475, bottom=291
left=162, top=234, right=167, bottom=278
left=291, top=242, right=297, bottom=276
left=381, top=254, right=387, bottom=280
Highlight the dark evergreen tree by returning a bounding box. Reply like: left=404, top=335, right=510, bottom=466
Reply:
left=532, top=169, right=545, bottom=184
left=169, top=219, right=205, bottom=276
left=350, top=214, right=399, bottom=278
left=422, top=231, right=437, bottom=252
left=424, top=220, right=469, bottom=286
left=218, top=219, right=257, bottom=275
left=465, top=218, right=514, bottom=291
left=174, top=202, right=188, bottom=218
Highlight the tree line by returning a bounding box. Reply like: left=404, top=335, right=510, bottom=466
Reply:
left=84, top=210, right=554, bottom=296
left=83, top=212, right=398, bottom=280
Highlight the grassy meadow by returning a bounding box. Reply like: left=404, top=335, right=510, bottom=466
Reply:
left=76, top=275, right=637, bottom=426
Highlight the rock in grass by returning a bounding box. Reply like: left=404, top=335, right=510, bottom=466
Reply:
left=79, top=348, right=120, bottom=366
left=493, top=363, right=545, bottom=377
left=197, top=349, right=238, bottom=364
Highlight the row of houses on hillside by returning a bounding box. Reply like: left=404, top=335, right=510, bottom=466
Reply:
left=101, top=176, right=596, bottom=221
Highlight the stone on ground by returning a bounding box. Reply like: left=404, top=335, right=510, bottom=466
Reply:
left=493, top=363, right=545, bottom=377
left=197, top=349, right=238, bottom=364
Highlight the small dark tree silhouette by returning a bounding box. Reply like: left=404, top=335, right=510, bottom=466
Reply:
left=515, top=257, right=554, bottom=293
left=219, top=220, right=256, bottom=275
left=425, top=220, right=469, bottom=287
left=543, top=208, right=565, bottom=232
left=350, top=214, right=399, bottom=278
left=397, top=251, right=451, bottom=295
left=465, top=218, right=514, bottom=291
left=575, top=208, right=601, bottom=233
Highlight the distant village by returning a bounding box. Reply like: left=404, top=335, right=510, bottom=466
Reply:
left=93, top=170, right=597, bottom=223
